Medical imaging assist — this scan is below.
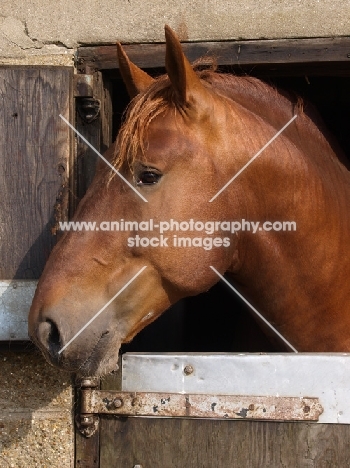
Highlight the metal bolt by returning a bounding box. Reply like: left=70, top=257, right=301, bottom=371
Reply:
left=113, top=398, right=123, bottom=408
left=106, top=398, right=123, bottom=410
left=347, top=53, right=350, bottom=58
left=80, top=415, right=94, bottom=426
left=133, top=465, right=143, bottom=468
left=183, top=365, right=194, bottom=375
left=248, top=404, right=255, bottom=411
left=303, top=405, right=310, bottom=413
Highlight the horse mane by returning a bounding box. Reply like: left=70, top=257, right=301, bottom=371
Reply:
left=110, top=65, right=348, bottom=179
left=111, top=74, right=175, bottom=175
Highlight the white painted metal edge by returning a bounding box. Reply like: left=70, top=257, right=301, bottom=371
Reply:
left=122, top=353, right=350, bottom=424
left=0, top=280, right=37, bottom=340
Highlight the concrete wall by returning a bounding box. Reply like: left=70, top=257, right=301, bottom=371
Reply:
left=1, top=0, right=350, bottom=63
left=0, top=351, right=74, bottom=468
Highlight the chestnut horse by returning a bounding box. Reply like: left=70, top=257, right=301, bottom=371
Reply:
left=29, top=26, right=350, bottom=376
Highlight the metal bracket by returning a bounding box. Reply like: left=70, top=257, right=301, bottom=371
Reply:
left=80, top=389, right=323, bottom=422
left=74, top=74, right=101, bottom=124
left=76, top=377, right=100, bottom=438
left=74, top=74, right=94, bottom=98
left=0, top=280, right=36, bottom=341
left=76, top=97, right=101, bottom=124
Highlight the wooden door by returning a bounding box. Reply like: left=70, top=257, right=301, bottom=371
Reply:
left=0, top=66, right=72, bottom=279
left=0, top=66, right=73, bottom=340
left=75, top=367, right=350, bottom=468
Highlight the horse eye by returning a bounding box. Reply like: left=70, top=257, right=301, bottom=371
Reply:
left=136, top=170, right=161, bottom=186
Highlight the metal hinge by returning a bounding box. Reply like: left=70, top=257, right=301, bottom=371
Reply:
left=74, top=74, right=100, bottom=124
left=77, top=386, right=323, bottom=437
left=76, top=377, right=100, bottom=438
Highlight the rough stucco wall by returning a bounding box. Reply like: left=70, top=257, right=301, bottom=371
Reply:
left=0, top=351, right=74, bottom=468
left=1, top=0, right=350, bottom=61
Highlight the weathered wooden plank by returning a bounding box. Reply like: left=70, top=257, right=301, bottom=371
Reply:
left=74, top=73, right=113, bottom=468
left=75, top=71, right=113, bottom=202
left=0, top=67, right=72, bottom=279
left=75, top=425, right=100, bottom=468
left=77, top=37, right=350, bottom=72
left=100, top=418, right=350, bottom=468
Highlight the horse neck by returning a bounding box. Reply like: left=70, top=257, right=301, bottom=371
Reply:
left=221, top=82, right=350, bottom=350
left=220, top=79, right=350, bottom=226
left=215, top=74, right=350, bottom=221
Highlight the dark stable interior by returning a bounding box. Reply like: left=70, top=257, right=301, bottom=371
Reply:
left=105, top=66, right=350, bottom=354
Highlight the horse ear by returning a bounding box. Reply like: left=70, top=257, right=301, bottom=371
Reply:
left=117, top=43, right=155, bottom=98
left=165, top=25, right=210, bottom=109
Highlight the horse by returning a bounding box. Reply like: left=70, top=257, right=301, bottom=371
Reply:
left=28, top=26, right=350, bottom=376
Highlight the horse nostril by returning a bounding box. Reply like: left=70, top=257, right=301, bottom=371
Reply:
left=47, top=319, right=61, bottom=354
left=37, top=319, right=62, bottom=359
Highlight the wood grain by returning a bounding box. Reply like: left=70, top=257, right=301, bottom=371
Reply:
left=0, top=67, right=72, bottom=279
left=77, top=37, right=350, bottom=73
left=75, top=71, right=113, bottom=202
left=100, top=417, right=350, bottom=468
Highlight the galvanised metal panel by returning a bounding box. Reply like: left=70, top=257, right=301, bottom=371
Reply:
left=0, top=280, right=36, bottom=340
left=122, top=353, right=350, bottom=424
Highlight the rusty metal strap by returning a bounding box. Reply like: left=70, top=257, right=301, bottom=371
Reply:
left=82, top=390, right=323, bottom=421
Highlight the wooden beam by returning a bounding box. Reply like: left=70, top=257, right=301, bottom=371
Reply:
left=77, top=37, right=350, bottom=72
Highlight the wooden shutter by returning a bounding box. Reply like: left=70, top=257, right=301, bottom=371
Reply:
left=0, top=66, right=73, bottom=339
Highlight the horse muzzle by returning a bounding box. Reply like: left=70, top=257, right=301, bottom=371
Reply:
left=29, top=306, right=121, bottom=376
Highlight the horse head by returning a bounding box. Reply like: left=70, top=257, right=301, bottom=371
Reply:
left=28, top=26, right=244, bottom=375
